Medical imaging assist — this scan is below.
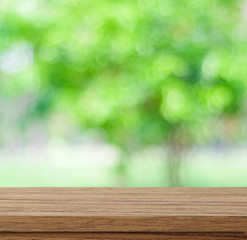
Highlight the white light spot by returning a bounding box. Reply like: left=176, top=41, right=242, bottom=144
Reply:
left=0, top=42, right=33, bottom=75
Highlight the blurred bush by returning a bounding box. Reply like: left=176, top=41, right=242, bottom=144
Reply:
left=1, top=0, right=247, bottom=186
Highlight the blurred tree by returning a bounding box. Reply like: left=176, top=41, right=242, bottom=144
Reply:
left=1, top=0, right=247, bottom=185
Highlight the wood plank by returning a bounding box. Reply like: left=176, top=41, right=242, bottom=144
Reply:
left=0, top=188, right=246, bottom=232
left=0, top=232, right=246, bottom=240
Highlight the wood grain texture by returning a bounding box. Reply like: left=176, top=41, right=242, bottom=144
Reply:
left=0, top=188, right=246, bottom=233
left=0, top=232, right=246, bottom=240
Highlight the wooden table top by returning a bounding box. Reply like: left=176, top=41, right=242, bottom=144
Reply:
left=0, top=188, right=246, bottom=233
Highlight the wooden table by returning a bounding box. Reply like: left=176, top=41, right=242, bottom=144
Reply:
left=0, top=188, right=246, bottom=239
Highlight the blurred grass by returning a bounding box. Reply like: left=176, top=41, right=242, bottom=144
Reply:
left=1, top=150, right=247, bottom=187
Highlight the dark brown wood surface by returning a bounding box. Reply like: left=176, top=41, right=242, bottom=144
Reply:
left=0, top=188, right=246, bottom=234
left=0, top=232, right=246, bottom=240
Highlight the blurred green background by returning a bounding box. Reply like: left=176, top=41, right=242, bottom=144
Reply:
left=1, top=0, right=247, bottom=187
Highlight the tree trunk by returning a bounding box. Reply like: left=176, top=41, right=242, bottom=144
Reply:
left=167, top=125, right=189, bottom=187
left=115, top=151, right=129, bottom=187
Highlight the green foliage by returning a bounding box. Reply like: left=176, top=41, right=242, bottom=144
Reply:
left=1, top=0, right=247, bottom=150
